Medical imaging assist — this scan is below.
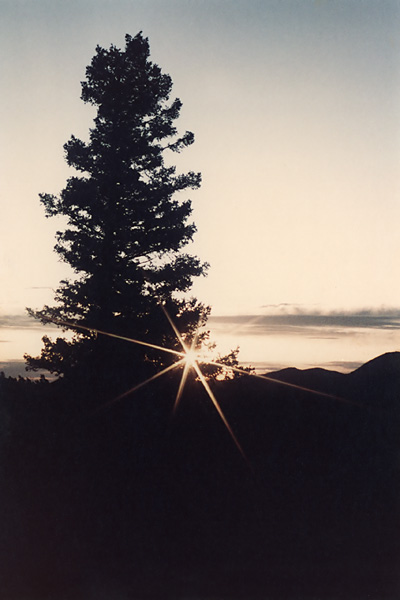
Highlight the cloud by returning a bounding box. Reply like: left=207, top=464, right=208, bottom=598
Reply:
left=324, top=360, right=364, bottom=372
left=0, top=359, right=27, bottom=377
left=0, top=359, right=52, bottom=379
left=209, top=308, right=400, bottom=339
left=260, top=303, right=319, bottom=314
left=0, top=313, right=57, bottom=330
left=261, top=303, right=301, bottom=310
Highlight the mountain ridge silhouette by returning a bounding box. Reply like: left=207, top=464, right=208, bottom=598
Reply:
left=263, top=351, right=400, bottom=408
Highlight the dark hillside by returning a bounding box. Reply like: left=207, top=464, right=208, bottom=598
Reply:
left=264, top=366, right=347, bottom=397
left=0, top=354, right=399, bottom=599
left=347, top=351, right=400, bottom=411
left=266, top=351, right=400, bottom=413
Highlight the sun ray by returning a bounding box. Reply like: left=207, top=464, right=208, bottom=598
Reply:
left=192, top=361, right=252, bottom=470
left=92, top=358, right=186, bottom=415
left=46, top=317, right=184, bottom=358
left=204, top=360, right=362, bottom=408
left=173, top=360, right=191, bottom=415
left=160, top=304, right=187, bottom=351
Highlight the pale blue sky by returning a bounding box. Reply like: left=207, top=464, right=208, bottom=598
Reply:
left=1, top=0, right=399, bottom=372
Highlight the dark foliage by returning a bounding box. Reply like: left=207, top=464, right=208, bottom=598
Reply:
left=25, top=33, right=208, bottom=389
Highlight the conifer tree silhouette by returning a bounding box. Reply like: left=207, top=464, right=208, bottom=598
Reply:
left=25, top=33, right=208, bottom=387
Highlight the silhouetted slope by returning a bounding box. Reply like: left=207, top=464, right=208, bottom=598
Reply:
left=347, top=351, right=400, bottom=410
left=264, top=366, right=347, bottom=396
left=266, top=351, right=400, bottom=412
left=351, top=351, right=400, bottom=380
left=0, top=354, right=399, bottom=599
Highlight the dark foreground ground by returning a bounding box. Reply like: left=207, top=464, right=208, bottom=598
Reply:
left=0, top=352, right=399, bottom=599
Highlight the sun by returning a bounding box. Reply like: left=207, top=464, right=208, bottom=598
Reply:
left=182, top=347, right=199, bottom=368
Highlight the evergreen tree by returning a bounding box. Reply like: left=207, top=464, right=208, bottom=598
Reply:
left=25, top=33, right=208, bottom=389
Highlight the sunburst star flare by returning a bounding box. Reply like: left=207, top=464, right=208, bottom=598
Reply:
left=42, top=311, right=359, bottom=469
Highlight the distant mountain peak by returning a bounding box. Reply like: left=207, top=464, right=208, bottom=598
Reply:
left=350, top=351, right=400, bottom=379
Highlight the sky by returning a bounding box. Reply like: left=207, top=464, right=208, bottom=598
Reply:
left=1, top=0, right=399, bottom=376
